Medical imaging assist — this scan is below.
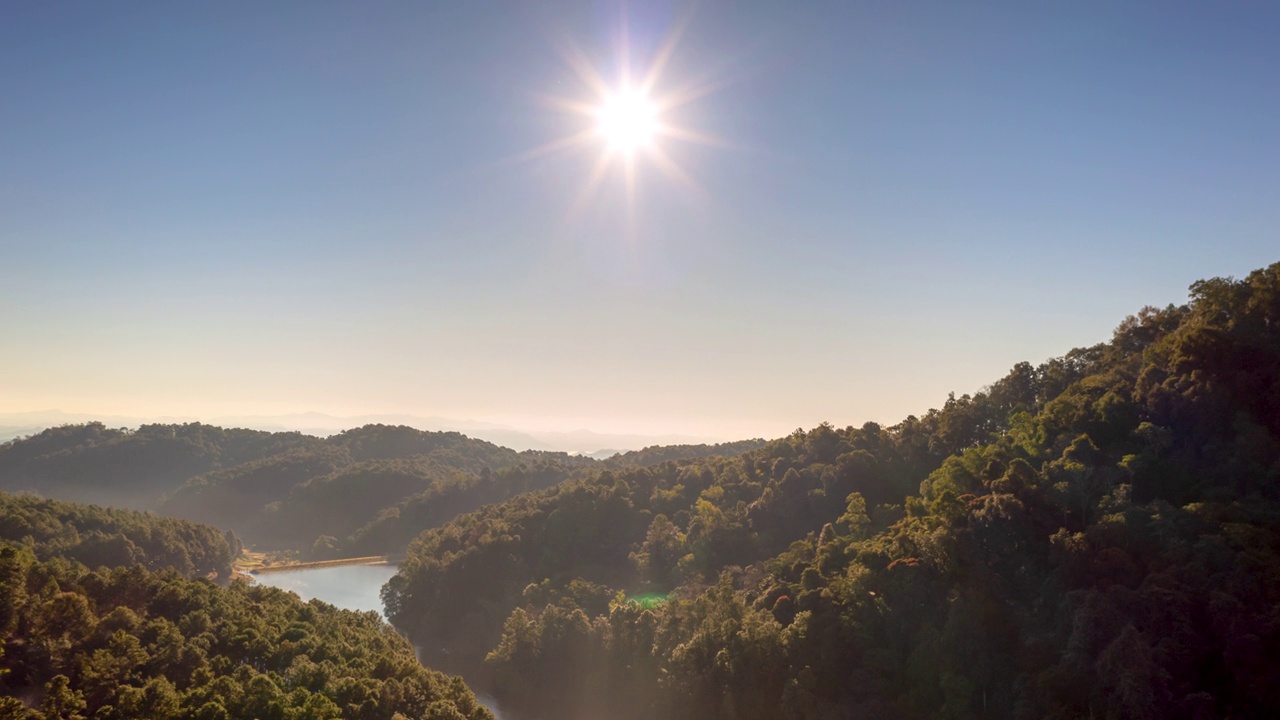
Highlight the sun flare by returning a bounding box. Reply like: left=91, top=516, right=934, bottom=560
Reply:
left=596, top=87, right=659, bottom=155
left=500, top=13, right=727, bottom=221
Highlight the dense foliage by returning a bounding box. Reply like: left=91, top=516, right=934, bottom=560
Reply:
left=601, top=440, right=767, bottom=469
left=346, top=461, right=583, bottom=558
left=158, top=427, right=600, bottom=554
left=387, top=262, right=1280, bottom=719
left=2, top=422, right=763, bottom=558
left=0, top=424, right=579, bottom=553
left=0, top=493, right=236, bottom=580
left=0, top=424, right=316, bottom=511
left=0, top=544, right=492, bottom=719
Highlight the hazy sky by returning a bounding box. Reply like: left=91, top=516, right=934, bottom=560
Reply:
left=2, top=1, right=1278, bottom=440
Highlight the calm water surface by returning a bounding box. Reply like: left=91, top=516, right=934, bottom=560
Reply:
left=251, top=563, right=398, bottom=617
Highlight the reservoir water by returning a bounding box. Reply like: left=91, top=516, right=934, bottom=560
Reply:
left=250, top=563, right=398, bottom=617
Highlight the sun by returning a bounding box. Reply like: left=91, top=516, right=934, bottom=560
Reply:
left=497, top=13, right=727, bottom=220
left=596, top=87, right=659, bottom=155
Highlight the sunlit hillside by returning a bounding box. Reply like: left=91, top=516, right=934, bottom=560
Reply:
left=385, top=263, right=1280, bottom=719
left=4, top=2, right=1280, bottom=719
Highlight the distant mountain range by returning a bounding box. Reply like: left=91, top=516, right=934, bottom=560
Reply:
left=0, top=409, right=717, bottom=455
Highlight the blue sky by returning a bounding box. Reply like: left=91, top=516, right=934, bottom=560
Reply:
left=2, top=1, right=1278, bottom=439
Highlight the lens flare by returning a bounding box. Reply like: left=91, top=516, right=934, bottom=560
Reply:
left=492, top=10, right=730, bottom=228
left=624, top=592, right=670, bottom=610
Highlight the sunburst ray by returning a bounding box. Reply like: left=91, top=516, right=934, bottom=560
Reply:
left=516, top=11, right=732, bottom=228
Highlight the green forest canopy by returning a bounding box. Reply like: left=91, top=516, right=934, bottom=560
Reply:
left=0, top=496, right=492, bottom=720
left=0, top=423, right=761, bottom=557
left=385, top=261, right=1280, bottom=720
left=0, top=493, right=236, bottom=580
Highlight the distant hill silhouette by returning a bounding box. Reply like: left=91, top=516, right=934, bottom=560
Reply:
left=0, top=423, right=765, bottom=556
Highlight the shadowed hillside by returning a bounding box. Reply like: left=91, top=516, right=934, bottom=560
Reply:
left=0, top=423, right=317, bottom=511
left=0, top=423, right=766, bottom=557
left=0, top=491, right=236, bottom=579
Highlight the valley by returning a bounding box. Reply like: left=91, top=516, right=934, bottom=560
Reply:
left=3, top=262, right=1280, bottom=719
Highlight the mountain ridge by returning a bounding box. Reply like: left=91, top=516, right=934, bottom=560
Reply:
left=0, top=410, right=721, bottom=455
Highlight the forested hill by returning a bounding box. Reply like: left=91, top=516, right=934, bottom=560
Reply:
left=602, top=439, right=767, bottom=468
left=0, top=423, right=316, bottom=511
left=154, top=425, right=593, bottom=553
left=0, top=488, right=492, bottom=720
left=386, top=262, right=1280, bottom=719
left=0, top=423, right=768, bottom=555
left=0, top=492, right=237, bottom=580
left=0, top=550, right=493, bottom=720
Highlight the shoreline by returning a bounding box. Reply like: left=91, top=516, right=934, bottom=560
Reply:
left=249, top=555, right=391, bottom=574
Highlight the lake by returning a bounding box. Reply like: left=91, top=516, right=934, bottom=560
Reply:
left=250, top=562, right=399, bottom=617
